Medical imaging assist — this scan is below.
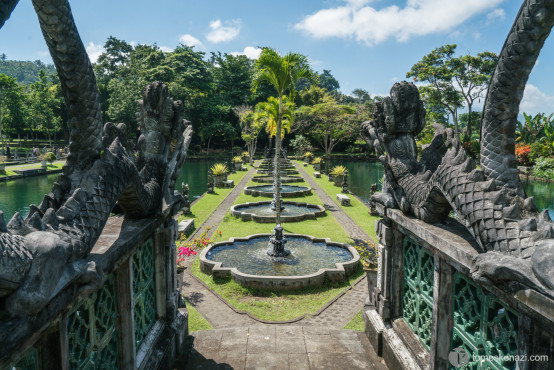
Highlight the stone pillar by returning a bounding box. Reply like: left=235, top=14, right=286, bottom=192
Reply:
left=39, top=328, right=63, bottom=369
left=155, top=226, right=169, bottom=320
left=375, top=218, right=398, bottom=321
left=430, top=255, right=453, bottom=370
left=115, top=260, right=136, bottom=369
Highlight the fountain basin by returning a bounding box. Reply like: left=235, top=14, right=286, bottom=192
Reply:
left=200, top=234, right=360, bottom=290
left=230, top=201, right=325, bottom=222
left=252, top=175, right=304, bottom=183
left=244, top=185, right=312, bottom=198
left=256, top=169, right=299, bottom=175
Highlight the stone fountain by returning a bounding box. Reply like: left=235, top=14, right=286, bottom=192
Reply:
left=233, top=151, right=324, bottom=223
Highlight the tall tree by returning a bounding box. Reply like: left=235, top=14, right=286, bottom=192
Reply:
left=210, top=52, right=253, bottom=107
left=27, top=70, right=61, bottom=146
left=234, top=105, right=263, bottom=165
left=406, top=44, right=498, bottom=141
left=302, top=98, right=357, bottom=163
left=318, top=69, right=340, bottom=93
left=252, top=47, right=315, bottom=227
left=0, top=73, right=25, bottom=151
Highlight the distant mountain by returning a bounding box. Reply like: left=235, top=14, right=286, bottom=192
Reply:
left=0, top=57, right=56, bottom=84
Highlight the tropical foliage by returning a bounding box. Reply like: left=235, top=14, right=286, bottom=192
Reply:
left=532, top=157, right=554, bottom=179
left=407, top=44, right=498, bottom=141
left=210, top=163, right=228, bottom=176
left=330, top=165, right=347, bottom=177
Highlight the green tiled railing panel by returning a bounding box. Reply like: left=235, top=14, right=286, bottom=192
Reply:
left=451, top=272, right=518, bottom=370
left=453, top=273, right=484, bottom=349
left=67, top=275, right=119, bottom=370
left=417, top=297, right=433, bottom=349
left=483, top=297, right=518, bottom=367
left=402, top=238, right=434, bottom=351
left=132, top=237, right=156, bottom=348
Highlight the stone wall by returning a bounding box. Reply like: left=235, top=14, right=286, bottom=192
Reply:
left=0, top=208, right=189, bottom=369
left=365, top=204, right=554, bottom=369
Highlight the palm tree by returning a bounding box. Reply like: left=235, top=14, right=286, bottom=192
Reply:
left=255, top=96, right=295, bottom=140
left=252, top=48, right=315, bottom=252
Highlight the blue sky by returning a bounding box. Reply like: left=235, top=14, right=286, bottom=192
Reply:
left=1, top=0, right=554, bottom=115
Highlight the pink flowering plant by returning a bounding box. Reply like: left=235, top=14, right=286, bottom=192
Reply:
left=176, top=227, right=222, bottom=265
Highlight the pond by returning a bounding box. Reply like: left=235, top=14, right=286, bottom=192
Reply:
left=330, top=159, right=553, bottom=218
left=0, top=159, right=220, bottom=220
left=1, top=158, right=552, bottom=221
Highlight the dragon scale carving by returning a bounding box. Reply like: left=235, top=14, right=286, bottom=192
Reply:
left=367, top=0, right=554, bottom=299
left=0, top=0, right=192, bottom=317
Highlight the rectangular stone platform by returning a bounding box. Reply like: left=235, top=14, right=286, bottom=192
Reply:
left=14, top=168, right=46, bottom=176
left=336, top=194, right=350, bottom=206
left=224, top=179, right=234, bottom=188
left=314, top=171, right=321, bottom=178
left=178, top=219, right=194, bottom=237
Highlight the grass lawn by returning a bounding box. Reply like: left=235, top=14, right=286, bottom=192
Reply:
left=187, top=159, right=372, bottom=322
left=1, top=161, right=65, bottom=177
left=177, top=165, right=252, bottom=229
left=216, top=177, right=353, bottom=245
left=296, top=160, right=380, bottom=242
left=186, top=300, right=214, bottom=332
left=191, top=257, right=364, bottom=321
left=343, top=309, right=365, bottom=331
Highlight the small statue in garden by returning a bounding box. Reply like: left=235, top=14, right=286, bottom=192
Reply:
left=207, top=171, right=215, bottom=193
left=341, top=170, right=349, bottom=194
left=181, top=182, right=191, bottom=215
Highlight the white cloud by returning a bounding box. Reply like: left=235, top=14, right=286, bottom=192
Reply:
left=179, top=34, right=205, bottom=49
left=487, top=8, right=505, bottom=22
left=85, top=41, right=104, bottom=63
left=295, top=0, right=503, bottom=46
left=520, top=84, right=554, bottom=116
left=159, top=46, right=173, bottom=53
left=231, top=46, right=262, bottom=59
left=206, top=19, right=241, bottom=43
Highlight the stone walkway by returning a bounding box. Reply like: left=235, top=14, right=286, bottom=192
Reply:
left=294, top=162, right=373, bottom=243
left=187, top=166, right=256, bottom=241
left=181, top=160, right=387, bottom=369
left=186, top=325, right=387, bottom=370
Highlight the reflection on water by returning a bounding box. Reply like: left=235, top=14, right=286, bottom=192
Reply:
left=0, top=159, right=220, bottom=220
left=523, top=180, right=554, bottom=218
left=328, top=160, right=383, bottom=203
left=333, top=160, right=553, bottom=216
left=0, top=173, right=59, bottom=221
left=1, top=158, right=552, bottom=221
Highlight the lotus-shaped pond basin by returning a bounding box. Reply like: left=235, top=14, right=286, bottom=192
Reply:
left=252, top=175, right=303, bottom=183
left=199, top=234, right=359, bottom=290
left=244, top=185, right=311, bottom=198
left=230, top=201, right=325, bottom=222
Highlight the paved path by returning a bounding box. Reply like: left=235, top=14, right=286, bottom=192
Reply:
left=294, top=162, right=371, bottom=243
left=187, top=325, right=387, bottom=370
left=181, top=160, right=386, bottom=369
left=187, top=165, right=256, bottom=241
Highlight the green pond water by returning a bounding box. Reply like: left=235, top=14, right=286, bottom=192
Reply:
left=1, top=158, right=552, bottom=221
left=0, top=159, right=219, bottom=220
left=329, top=160, right=553, bottom=218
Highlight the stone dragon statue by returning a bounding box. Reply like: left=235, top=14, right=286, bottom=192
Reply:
left=0, top=0, right=192, bottom=317
left=365, top=0, right=554, bottom=299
